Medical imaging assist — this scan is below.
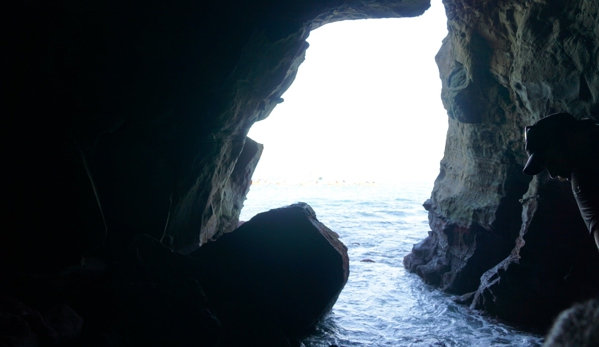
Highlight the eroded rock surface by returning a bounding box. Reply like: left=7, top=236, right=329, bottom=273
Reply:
left=405, top=0, right=599, bottom=327
left=192, top=203, right=349, bottom=341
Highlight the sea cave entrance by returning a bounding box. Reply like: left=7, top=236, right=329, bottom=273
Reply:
left=244, top=5, right=448, bottom=187
left=238, top=1, right=545, bottom=345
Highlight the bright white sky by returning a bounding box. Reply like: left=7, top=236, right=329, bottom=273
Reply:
left=248, top=0, right=448, bottom=183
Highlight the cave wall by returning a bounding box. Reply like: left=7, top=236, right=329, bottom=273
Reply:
left=5, top=0, right=599, bottom=331
left=3, top=0, right=430, bottom=271
left=404, top=0, right=599, bottom=327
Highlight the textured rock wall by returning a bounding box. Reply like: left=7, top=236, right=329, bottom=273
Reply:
left=405, top=0, right=599, bottom=327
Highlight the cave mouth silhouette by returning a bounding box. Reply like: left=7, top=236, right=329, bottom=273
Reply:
left=246, top=5, right=449, bottom=188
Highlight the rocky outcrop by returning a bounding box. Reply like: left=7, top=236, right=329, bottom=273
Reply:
left=405, top=0, right=599, bottom=327
left=192, top=203, right=349, bottom=342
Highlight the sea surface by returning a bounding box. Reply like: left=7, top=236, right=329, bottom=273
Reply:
left=239, top=180, right=544, bottom=347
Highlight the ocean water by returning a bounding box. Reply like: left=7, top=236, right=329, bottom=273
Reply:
left=239, top=180, right=544, bottom=347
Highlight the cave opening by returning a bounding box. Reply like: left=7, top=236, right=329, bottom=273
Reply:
left=241, top=3, right=449, bottom=221
left=238, top=2, right=544, bottom=345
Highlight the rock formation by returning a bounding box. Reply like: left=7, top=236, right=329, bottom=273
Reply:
left=3, top=0, right=430, bottom=272
left=404, top=0, right=599, bottom=328
left=542, top=297, right=599, bottom=347
left=192, top=203, right=349, bottom=342
left=5, top=0, right=599, bottom=344
left=3, top=0, right=427, bottom=345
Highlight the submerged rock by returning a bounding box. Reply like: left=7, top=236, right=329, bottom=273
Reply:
left=192, top=203, right=349, bottom=339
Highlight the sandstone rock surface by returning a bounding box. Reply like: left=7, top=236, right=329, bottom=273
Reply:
left=192, top=203, right=349, bottom=339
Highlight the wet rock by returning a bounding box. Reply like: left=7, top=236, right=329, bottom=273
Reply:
left=403, top=231, right=445, bottom=286
left=452, top=291, right=475, bottom=306
left=192, top=203, right=349, bottom=339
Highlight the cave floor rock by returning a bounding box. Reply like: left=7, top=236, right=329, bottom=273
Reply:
left=192, top=202, right=350, bottom=344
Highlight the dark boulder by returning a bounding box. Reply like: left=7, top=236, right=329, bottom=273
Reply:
left=404, top=0, right=599, bottom=327
left=192, top=203, right=349, bottom=340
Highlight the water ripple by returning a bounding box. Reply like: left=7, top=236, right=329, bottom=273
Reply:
left=240, top=183, right=544, bottom=347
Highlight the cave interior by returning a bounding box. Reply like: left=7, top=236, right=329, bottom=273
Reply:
left=3, top=0, right=599, bottom=346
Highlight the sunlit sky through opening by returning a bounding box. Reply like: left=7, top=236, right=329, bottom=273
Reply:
left=248, top=0, right=449, bottom=184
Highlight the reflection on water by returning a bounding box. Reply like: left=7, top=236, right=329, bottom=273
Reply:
left=240, top=182, right=544, bottom=347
